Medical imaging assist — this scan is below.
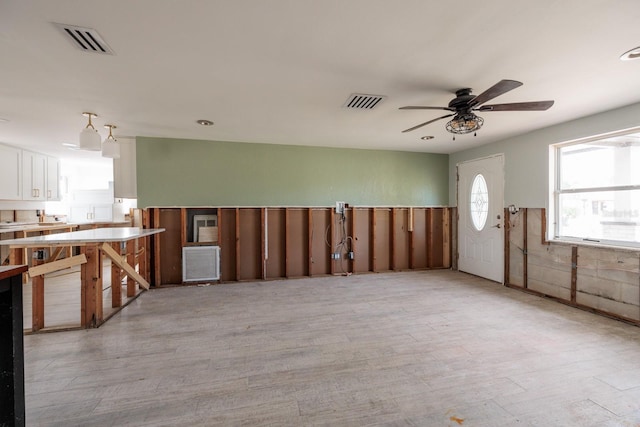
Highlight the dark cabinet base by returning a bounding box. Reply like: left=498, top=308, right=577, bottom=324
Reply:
left=0, top=265, right=27, bottom=427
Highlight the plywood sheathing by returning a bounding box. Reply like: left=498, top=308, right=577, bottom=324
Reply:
left=576, top=247, right=640, bottom=321
left=505, top=207, right=640, bottom=325
left=526, top=208, right=572, bottom=300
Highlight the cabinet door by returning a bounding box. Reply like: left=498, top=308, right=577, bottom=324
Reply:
left=46, top=157, right=60, bottom=200
left=0, top=145, right=22, bottom=200
left=22, top=151, right=46, bottom=200
left=93, top=205, right=113, bottom=222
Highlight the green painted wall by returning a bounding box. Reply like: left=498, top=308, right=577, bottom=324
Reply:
left=136, top=137, right=449, bottom=207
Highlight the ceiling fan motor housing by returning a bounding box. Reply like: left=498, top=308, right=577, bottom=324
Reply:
left=448, top=88, right=475, bottom=110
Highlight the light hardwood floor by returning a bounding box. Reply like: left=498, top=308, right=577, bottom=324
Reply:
left=23, top=270, right=640, bottom=426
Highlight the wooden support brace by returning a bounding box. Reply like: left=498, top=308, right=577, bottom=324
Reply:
left=45, top=246, right=64, bottom=263
left=28, top=254, right=87, bottom=278
left=100, top=243, right=150, bottom=290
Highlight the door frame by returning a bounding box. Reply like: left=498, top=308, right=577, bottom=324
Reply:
left=456, top=153, right=505, bottom=283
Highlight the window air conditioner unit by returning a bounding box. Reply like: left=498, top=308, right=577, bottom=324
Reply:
left=182, top=246, right=220, bottom=282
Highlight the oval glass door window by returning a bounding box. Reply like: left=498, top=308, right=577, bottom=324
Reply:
left=470, top=174, right=489, bottom=230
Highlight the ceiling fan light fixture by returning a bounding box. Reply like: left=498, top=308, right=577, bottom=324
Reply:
left=79, top=112, right=101, bottom=151
left=620, top=46, right=640, bottom=61
left=446, top=113, right=484, bottom=134
left=101, top=124, right=120, bottom=159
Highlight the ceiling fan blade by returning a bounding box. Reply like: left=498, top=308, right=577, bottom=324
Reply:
left=401, top=114, right=454, bottom=133
left=399, top=106, right=454, bottom=111
left=476, top=100, right=554, bottom=111
left=470, top=80, right=523, bottom=107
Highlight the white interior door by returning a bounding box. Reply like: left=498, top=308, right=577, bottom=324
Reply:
left=457, top=155, right=504, bottom=283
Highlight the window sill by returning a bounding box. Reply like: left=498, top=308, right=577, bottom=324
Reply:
left=550, top=237, right=640, bottom=252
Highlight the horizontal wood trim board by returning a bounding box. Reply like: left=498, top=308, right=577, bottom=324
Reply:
left=28, top=254, right=87, bottom=277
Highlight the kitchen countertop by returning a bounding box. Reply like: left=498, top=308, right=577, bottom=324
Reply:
left=0, top=221, right=132, bottom=235
left=0, top=227, right=165, bottom=247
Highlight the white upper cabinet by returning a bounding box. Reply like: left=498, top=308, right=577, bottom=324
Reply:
left=0, top=145, right=22, bottom=200
left=0, top=143, right=60, bottom=202
left=46, top=156, right=61, bottom=201
left=22, top=150, right=47, bottom=201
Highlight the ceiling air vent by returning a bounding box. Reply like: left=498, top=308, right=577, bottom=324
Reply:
left=53, top=23, right=114, bottom=55
left=343, top=93, right=386, bottom=109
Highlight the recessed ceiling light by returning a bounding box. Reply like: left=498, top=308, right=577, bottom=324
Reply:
left=421, top=136, right=434, bottom=140
left=196, top=119, right=214, bottom=126
left=620, top=46, right=640, bottom=61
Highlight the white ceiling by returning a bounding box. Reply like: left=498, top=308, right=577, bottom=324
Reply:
left=1, top=0, right=640, bottom=159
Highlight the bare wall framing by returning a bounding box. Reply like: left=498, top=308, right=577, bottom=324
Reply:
left=505, top=208, right=640, bottom=325
left=148, top=206, right=453, bottom=285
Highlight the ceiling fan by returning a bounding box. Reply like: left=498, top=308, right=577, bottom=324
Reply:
left=400, top=79, right=554, bottom=136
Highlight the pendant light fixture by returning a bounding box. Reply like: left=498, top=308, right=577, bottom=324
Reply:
left=79, top=112, right=101, bottom=151
left=101, top=124, right=120, bottom=158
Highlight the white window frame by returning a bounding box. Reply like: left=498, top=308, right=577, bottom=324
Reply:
left=551, top=127, right=640, bottom=249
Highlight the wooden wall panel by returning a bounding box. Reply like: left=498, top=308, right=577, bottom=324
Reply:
left=527, top=208, right=572, bottom=300
left=430, top=208, right=444, bottom=268
left=158, top=208, right=182, bottom=285
left=393, top=208, right=410, bottom=271
left=374, top=208, right=391, bottom=272
left=353, top=208, right=372, bottom=273
left=287, top=209, right=309, bottom=278
left=266, top=208, right=286, bottom=279
left=576, top=247, right=640, bottom=321
left=412, top=208, right=428, bottom=269
left=310, top=209, right=331, bottom=276
left=220, top=208, right=237, bottom=282
left=238, top=209, right=262, bottom=281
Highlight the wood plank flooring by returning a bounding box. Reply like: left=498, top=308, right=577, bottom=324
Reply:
left=23, top=270, right=640, bottom=426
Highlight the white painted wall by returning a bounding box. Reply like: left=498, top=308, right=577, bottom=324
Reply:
left=449, top=101, right=640, bottom=207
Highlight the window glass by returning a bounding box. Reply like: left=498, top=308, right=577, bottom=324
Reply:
left=559, top=137, right=640, bottom=189
left=555, top=130, right=640, bottom=246
left=470, top=174, right=488, bottom=231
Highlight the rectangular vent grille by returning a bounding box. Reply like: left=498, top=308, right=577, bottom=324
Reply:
left=53, top=23, right=114, bottom=55
left=182, top=246, right=220, bottom=282
left=343, top=93, right=386, bottom=109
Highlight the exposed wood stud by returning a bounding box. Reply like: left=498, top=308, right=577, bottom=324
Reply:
left=180, top=208, right=187, bottom=247
left=350, top=208, right=356, bottom=273
left=504, top=207, right=510, bottom=284
left=427, top=209, right=433, bottom=269
left=523, top=208, right=528, bottom=289
left=111, top=242, right=122, bottom=308
left=308, top=208, right=313, bottom=277
left=570, top=245, right=578, bottom=303
left=285, top=208, right=290, bottom=278
left=153, top=208, right=162, bottom=286
left=31, top=249, right=45, bottom=332
left=372, top=208, right=377, bottom=272
left=391, top=208, right=397, bottom=271
left=443, top=207, right=451, bottom=268
left=235, top=208, right=241, bottom=281
left=261, top=208, right=266, bottom=280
